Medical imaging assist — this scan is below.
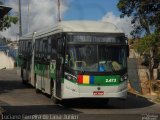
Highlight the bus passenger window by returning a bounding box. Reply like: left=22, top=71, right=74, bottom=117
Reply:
left=48, top=37, right=52, bottom=54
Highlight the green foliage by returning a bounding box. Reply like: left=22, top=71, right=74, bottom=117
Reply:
left=0, top=15, right=18, bottom=31
left=0, top=1, right=18, bottom=31
left=117, top=0, right=160, bottom=37
left=133, top=32, right=160, bottom=55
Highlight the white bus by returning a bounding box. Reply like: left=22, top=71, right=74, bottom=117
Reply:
left=17, top=21, right=129, bottom=103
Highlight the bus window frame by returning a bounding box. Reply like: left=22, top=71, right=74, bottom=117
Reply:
left=64, top=32, right=128, bottom=76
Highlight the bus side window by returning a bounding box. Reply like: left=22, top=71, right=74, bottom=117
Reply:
left=48, top=37, right=51, bottom=54
left=51, top=36, right=57, bottom=59
left=44, top=40, right=48, bottom=57
left=39, top=39, right=43, bottom=58
left=25, top=41, right=27, bottom=54
left=24, top=41, right=26, bottom=54
left=23, top=41, right=25, bottom=54
left=28, top=41, right=31, bottom=55
left=26, top=41, right=28, bottom=54
left=35, top=40, right=38, bottom=58
left=57, top=38, right=64, bottom=54
left=42, top=40, right=45, bottom=58
left=21, top=41, right=23, bottom=54
left=47, top=37, right=52, bottom=59
left=37, top=39, right=41, bottom=58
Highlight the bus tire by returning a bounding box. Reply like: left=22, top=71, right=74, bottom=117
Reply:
left=21, top=69, right=26, bottom=84
left=51, top=95, right=60, bottom=104
left=35, top=77, right=41, bottom=93
left=35, top=88, right=41, bottom=93
left=22, top=76, right=28, bottom=84
left=22, top=79, right=27, bottom=84
left=51, top=86, right=60, bottom=104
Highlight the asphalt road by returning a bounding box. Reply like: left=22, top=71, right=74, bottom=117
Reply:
left=0, top=69, right=160, bottom=120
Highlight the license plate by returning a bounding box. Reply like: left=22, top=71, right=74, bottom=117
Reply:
left=93, top=91, right=104, bottom=95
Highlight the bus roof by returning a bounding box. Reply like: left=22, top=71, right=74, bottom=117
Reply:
left=21, top=20, right=123, bottom=39
left=60, top=21, right=122, bottom=33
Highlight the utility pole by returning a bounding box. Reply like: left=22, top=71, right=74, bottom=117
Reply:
left=27, top=0, right=30, bottom=32
left=19, top=0, right=22, bottom=37
left=58, top=0, right=61, bottom=22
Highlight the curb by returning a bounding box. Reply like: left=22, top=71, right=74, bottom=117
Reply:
left=128, top=91, right=160, bottom=104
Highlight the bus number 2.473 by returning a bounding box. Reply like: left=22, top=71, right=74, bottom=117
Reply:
left=106, top=78, right=116, bottom=83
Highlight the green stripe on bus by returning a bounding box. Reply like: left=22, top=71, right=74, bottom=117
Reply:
left=64, top=78, right=125, bottom=86
left=34, top=64, right=50, bottom=78
left=94, top=75, right=120, bottom=86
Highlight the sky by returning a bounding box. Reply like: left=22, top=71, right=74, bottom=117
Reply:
left=1, top=0, right=133, bottom=40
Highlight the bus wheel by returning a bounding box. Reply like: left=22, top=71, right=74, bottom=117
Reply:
left=51, top=96, right=60, bottom=104
left=35, top=88, right=41, bottom=93
left=22, top=76, right=27, bottom=84
left=35, top=78, right=40, bottom=93
left=22, top=80, right=27, bottom=84
left=21, top=69, right=26, bottom=84
left=51, top=88, right=60, bottom=104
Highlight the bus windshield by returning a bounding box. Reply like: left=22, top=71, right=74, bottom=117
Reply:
left=65, top=44, right=127, bottom=72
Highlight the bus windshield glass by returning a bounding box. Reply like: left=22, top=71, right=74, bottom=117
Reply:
left=66, top=44, right=127, bottom=72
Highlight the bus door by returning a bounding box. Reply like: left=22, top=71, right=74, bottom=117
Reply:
left=41, top=65, right=45, bottom=90
left=56, top=38, right=64, bottom=98
left=26, top=41, right=31, bottom=81
left=41, top=40, right=47, bottom=90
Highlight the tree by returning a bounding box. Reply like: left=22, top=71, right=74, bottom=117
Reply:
left=117, top=0, right=160, bottom=93
left=0, top=1, right=18, bottom=31
left=0, top=15, right=18, bottom=31
left=117, top=0, right=160, bottom=36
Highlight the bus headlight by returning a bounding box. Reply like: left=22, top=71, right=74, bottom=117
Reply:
left=67, top=75, right=72, bottom=80
left=67, top=75, right=77, bottom=82
left=65, top=73, right=77, bottom=82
